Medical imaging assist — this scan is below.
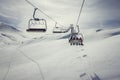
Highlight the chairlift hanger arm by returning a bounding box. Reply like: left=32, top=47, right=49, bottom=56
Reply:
left=25, top=0, right=55, bottom=21
left=33, top=8, right=39, bottom=20
left=25, top=0, right=65, bottom=27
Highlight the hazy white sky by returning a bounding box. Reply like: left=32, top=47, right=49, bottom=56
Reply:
left=0, top=0, right=120, bottom=29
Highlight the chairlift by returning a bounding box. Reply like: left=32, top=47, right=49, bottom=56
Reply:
left=26, top=8, right=47, bottom=32
left=53, top=22, right=64, bottom=33
left=68, top=25, right=84, bottom=46
left=53, top=27, right=64, bottom=33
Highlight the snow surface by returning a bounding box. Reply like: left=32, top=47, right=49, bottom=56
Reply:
left=0, top=23, right=120, bottom=80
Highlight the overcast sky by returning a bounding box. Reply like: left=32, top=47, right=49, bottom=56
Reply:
left=0, top=0, right=120, bottom=29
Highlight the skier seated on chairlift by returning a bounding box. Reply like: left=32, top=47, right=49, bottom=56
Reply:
left=79, top=37, right=83, bottom=45
left=76, top=25, right=83, bottom=45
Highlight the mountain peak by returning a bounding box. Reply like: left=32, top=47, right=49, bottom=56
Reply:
left=0, top=22, right=20, bottom=32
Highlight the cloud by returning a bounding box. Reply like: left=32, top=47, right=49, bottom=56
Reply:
left=0, top=0, right=25, bottom=26
left=0, top=0, right=120, bottom=29
left=0, top=13, right=19, bottom=26
left=76, top=0, right=120, bottom=28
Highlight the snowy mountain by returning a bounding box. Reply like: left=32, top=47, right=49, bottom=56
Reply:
left=0, top=22, right=26, bottom=46
left=0, top=22, right=20, bottom=32
left=0, top=25, right=120, bottom=80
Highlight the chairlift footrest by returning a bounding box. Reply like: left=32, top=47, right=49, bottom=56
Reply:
left=26, top=28, right=46, bottom=32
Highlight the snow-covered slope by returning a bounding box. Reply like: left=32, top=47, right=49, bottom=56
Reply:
left=0, top=27, right=120, bottom=80
left=83, top=28, right=120, bottom=42
left=0, top=22, right=21, bottom=32
left=0, top=22, right=26, bottom=46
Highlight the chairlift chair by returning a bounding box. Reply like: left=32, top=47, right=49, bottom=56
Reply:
left=53, top=22, right=65, bottom=33
left=53, top=27, right=63, bottom=33
left=68, top=25, right=84, bottom=46
left=26, top=8, right=47, bottom=32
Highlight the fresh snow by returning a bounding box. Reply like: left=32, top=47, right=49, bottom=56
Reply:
left=0, top=24, right=120, bottom=80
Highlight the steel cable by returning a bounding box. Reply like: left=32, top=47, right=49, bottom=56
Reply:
left=76, top=0, right=85, bottom=25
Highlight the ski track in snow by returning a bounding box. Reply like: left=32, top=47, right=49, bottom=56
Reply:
left=0, top=36, right=87, bottom=80
left=17, top=49, right=45, bottom=80
left=0, top=28, right=120, bottom=80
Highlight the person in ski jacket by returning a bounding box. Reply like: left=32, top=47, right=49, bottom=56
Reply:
left=79, top=37, right=83, bottom=45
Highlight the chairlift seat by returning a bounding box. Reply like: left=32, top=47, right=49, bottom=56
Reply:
left=26, top=28, right=46, bottom=32
left=52, top=26, right=65, bottom=33
left=53, top=31, right=63, bottom=33
left=26, top=19, right=47, bottom=32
